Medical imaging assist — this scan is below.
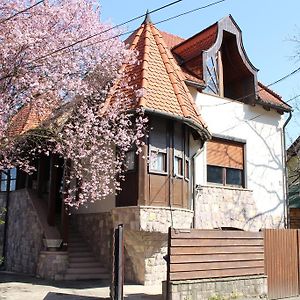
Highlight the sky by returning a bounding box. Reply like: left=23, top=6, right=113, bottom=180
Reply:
left=100, top=0, right=300, bottom=146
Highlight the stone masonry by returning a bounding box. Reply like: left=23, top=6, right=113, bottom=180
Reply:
left=195, top=185, right=283, bottom=231
left=71, top=206, right=193, bottom=285
left=6, top=189, right=44, bottom=274
left=163, top=275, right=268, bottom=300
left=71, top=212, right=113, bottom=269
left=36, top=251, right=68, bottom=280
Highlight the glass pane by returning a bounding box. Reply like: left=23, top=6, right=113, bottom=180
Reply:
left=125, top=151, right=135, bottom=171
left=150, top=151, right=166, bottom=172
left=207, top=165, right=223, bottom=184
left=1, top=180, right=7, bottom=192
left=10, top=180, right=16, bottom=191
left=10, top=168, right=17, bottom=180
left=226, top=168, right=243, bottom=186
left=174, top=156, right=183, bottom=176
left=1, top=172, right=7, bottom=180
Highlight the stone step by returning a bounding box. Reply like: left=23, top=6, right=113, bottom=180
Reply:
left=69, top=261, right=103, bottom=268
left=64, top=273, right=110, bottom=280
left=68, top=246, right=90, bottom=252
left=69, top=256, right=96, bottom=263
left=68, top=251, right=94, bottom=258
left=66, top=267, right=107, bottom=274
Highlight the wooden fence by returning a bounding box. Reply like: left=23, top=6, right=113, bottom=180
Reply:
left=168, top=228, right=264, bottom=281
left=264, top=229, right=300, bottom=299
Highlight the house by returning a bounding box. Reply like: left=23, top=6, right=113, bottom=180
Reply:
left=287, top=136, right=300, bottom=228
left=0, top=14, right=291, bottom=285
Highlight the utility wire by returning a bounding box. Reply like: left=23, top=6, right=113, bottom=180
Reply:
left=0, top=0, right=44, bottom=24
left=201, top=66, right=300, bottom=108
left=155, top=0, right=226, bottom=25
left=32, top=0, right=182, bottom=63
left=37, top=0, right=227, bottom=60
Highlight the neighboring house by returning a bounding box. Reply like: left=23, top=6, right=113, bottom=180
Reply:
left=0, top=14, right=291, bottom=285
left=287, top=136, right=300, bottom=228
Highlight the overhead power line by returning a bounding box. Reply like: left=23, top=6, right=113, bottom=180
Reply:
left=155, top=0, right=226, bottom=25
left=32, top=0, right=183, bottom=63
left=0, top=0, right=44, bottom=25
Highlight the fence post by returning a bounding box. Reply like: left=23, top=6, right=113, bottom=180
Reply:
left=111, top=224, right=124, bottom=300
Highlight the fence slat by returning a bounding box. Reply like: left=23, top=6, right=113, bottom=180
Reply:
left=171, top=253, right=264, bottom=264
left=170, top=267, right=265, bottom=281
left=171, top=238, right=263, bottom=247
left=171, top=246, right=264, bottom=255
left=170, top=260, right=264, bottom=272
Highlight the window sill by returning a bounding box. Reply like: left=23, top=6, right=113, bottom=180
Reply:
left=196, top=183, right=253, bottom=192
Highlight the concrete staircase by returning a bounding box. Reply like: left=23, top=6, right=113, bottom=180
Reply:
left=64, top=229, right=110, bottom=280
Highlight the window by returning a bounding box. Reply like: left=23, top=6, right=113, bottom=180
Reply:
left=125, top=150, right=136, bottom=171
left=149, top=149, right=167, bottom=173
left=206, top=138, right=245, bottom=187
left=149, top=118, right=168, bottom=174
left=174, top=124, right=184, bottom=177
left=0, top=168, right=17, bottom=192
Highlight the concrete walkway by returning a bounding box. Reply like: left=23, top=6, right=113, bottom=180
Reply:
left=0, top=273, right=162, bottom=300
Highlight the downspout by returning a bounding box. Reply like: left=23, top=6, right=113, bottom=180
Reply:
left=283, top=111, right=292, bottom=228
left=1, top=171, right=10, bottom=268
left=192, top=145, right=204, bottom=228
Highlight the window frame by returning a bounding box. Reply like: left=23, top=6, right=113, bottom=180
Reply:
left=149, top=146, right=169, bottom=175
left=206, top=137, right=246, bottom=188
left=0, top=168, right=17, bottom=192
left=124, top=149, right=137, bottom=173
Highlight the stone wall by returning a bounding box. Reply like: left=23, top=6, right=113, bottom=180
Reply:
left=112, top=206, right=194, bottom=233
left=71, top=212, right=113, bottom=269
left=5, top=189, right=44, bottom=274
left=195, top=185, right=283, bottom=231
left=36, top=251, right=68, bottom=280
left=113, top=206, right=193, bottom=285
left=163, top=275, right=267, bottom=300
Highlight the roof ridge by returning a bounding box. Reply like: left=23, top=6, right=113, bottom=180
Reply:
left=138, top=24, right=151, bottom=107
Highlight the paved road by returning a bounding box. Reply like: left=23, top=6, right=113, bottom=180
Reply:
left=0, top=273, right=162, bottom=300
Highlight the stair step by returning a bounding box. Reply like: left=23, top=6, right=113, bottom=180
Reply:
left=69, top=256, right=97, bottom=263
left=68, top=246, right=90, bottom=252
left=68, top=261, right=103, bottom=268
left=64, top=273, right=110, bottom=280
left=66, top=267, right=107, bottom=274
left=69, top=251, right=94, bottom=258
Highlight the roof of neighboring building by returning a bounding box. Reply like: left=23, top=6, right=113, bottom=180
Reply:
left=287, top=136, right=300, bottom=160
left=7, top=103, right=52, bottom=137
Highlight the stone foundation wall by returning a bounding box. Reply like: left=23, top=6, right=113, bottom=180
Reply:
left=36, top=251, right=68, bottom=280
left=113, top=206, right=193, bottom=285
left=195, top=185, right=283, bottom=231
left=6, top=189, right=44, bottom=274
left=72, top=212, right=113, bottom=269
left=112, top=206, right=194, bottom=233
left=163, top=275, right=267, bottom=300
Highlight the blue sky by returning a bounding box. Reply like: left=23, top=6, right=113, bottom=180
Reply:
left=100, top=0, right=300, bottom=145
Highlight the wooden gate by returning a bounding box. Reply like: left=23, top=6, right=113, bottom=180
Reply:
left=264, top=229, right=300, bottom=299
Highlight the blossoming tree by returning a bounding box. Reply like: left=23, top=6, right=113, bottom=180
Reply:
left=0, top=0, right=146, bottom=208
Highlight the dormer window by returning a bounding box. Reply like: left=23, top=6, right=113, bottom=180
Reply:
left=203, top=28, right=258, bottom=103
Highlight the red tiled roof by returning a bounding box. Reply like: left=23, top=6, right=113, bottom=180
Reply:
left=7, top=103, right=51, bottom=137
left=258, top=82, right=291, bottom=112
left=117, top=20, right=209, bottom=137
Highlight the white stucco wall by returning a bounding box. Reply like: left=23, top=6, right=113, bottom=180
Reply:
left=190, top=88, right=285, bottom=218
